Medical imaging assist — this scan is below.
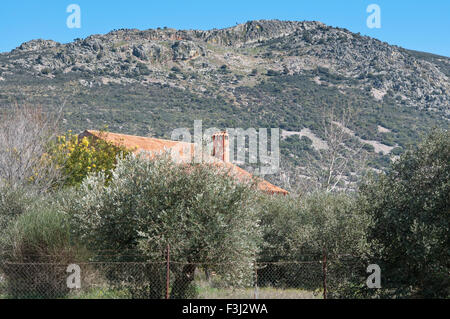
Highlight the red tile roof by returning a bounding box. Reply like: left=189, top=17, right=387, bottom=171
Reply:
left=80, top=130, right=288, bottom=195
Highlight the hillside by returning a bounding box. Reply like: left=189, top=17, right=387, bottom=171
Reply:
left=0, top=20, right=448, bottom=191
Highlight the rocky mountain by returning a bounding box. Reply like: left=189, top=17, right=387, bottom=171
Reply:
left=0, top=20, right=448, bottom=191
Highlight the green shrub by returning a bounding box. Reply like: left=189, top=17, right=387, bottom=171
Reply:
left=362, top=143, right=375, bottom=152
left=0, top=204, right=81, bottom=298
left=40, top=68, right=51, bottom=75
left=266, top=69, right=280, bottom=76
left=391, top=146, right=403, bottom=155
left=0, top=187, right=33, bottom=231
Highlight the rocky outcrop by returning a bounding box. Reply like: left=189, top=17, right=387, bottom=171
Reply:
left=14, top=39, right=60, bottom=52
left=1, top=20, right=449, bottom=112
left=171, top=41, right=204, bottom=61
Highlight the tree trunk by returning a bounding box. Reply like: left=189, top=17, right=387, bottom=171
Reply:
left=170, top=264, right=197, bottom=299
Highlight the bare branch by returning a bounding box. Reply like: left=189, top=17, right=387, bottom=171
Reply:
left=0, top=105, right=63, bottom=194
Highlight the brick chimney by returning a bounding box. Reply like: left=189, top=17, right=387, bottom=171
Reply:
left=212, top=131, right=230, bottom=162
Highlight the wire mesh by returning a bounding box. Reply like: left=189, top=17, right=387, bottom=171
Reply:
left=0, top=256, right=364, bottom=299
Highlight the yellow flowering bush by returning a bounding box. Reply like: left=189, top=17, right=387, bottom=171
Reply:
left=53, top=131, right=130, bottom=186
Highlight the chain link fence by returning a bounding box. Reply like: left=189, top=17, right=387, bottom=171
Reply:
left=0, top=255, right=364, bottom=299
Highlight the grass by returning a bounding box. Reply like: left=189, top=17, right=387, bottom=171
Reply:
left=194, top=273, right=320, bottom=299
left=68, top=287, right=131, bottom=299
left=197, top=285, right=320, bottom=299
left=0, top=284, right=319, bottom=299
left=65, top=284, right=320, bottom=299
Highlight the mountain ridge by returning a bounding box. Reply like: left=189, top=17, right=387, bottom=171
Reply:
left=2, top=20, right=448, bottom=112
left=0, top=19, right=448, bottom=191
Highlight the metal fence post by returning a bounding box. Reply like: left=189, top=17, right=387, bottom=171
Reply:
left=322, top=249, right=327, bottom=299
left=166, top=244, right=170, bottom=300
left=254, top=262, right=259, bottom=299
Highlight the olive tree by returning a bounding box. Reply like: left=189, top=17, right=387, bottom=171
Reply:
left=359, top=129, right=449, bottom=298
left=258, top=192, right=369, bottom=291
left=63, top=153, right=260, bottom=298
left=260, top=192, right=368, bottom=260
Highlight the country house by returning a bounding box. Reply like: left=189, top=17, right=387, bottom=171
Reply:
left=79, top=130, right=288, bottom=195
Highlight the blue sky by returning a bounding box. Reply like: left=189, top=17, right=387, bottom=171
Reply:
left=0, top=0, right=449, bottom=56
